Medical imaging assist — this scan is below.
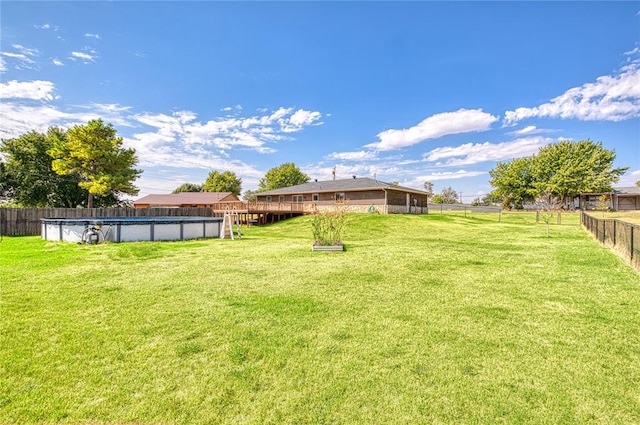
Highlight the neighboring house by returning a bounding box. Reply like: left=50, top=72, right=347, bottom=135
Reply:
left=133, top=192, right=239, bottom=208
left=578, top=186, right=640, bottom=211
left=254, top=177, right=431, bottom=214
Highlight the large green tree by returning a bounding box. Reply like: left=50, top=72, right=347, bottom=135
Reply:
left=202, top=170, right=242, bottom=196
left=531, top=140, right=627, bottom=205
left=258, top=162, right=309, bottom=192
left=489, top=139, right=627, bottom=208
left=172, top=183, right=203, bottom=193
left=48, top=119, right=141, bottom=208
left=242, top=189, right=259, bottom=202
left=489, top=157, right=537, bottom=209
left=0, top=129, right=86, bottom=207
left=430, top=186, right=459, bottom=204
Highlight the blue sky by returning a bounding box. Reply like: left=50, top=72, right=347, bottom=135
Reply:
left=1, top=1, right=639, bottom=201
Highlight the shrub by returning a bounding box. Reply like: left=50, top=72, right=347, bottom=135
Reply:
left=311, top=207, right=346, bottom=246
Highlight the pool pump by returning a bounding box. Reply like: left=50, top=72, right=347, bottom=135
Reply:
left=83, top=225, right=102, bottom=245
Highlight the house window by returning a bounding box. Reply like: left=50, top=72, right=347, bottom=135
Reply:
left=266, top=196, right=272, bottom=202
left=335, top=192, right=345, bottom=202
left=312, top=193, right=319, bottom=202
left=279, top=195, right=285, bottom=202
left=292, top=195, right=303, bottom=203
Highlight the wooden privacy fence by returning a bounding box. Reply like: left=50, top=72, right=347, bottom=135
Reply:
left=0, top=207, right=215, bottom=237
left=582, top=212, right=640, bottom=272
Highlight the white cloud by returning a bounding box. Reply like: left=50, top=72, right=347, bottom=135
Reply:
left=424, top=136, right=551, bottom=167
left=124, top=130, right=267, bottom=180
left=1, top=52, right=34, bottom=63
left=70, top=51, right=96, bottom=62
left=90, top=103, right=132, bottom=114
left=0, top=80, right=57, bottom=100
left=0, top=102, right=80, bottom=137
left=36, top=24, right=59, bottom=31
left=1, top=44, right=40, bottom=70
left=134, top=162, right=265, bottom=197
left=85, top=33, right=101, bottom=39
left=12, top=44, right=39, bottom=57
left=617, top=169, right=640, bottom=186
left=624, top=47, right=639, bottom=56
left=504, top=61, right=640, bottom=124
left=289, top=109, right=322, bottom=126
left=414, top=170, right=488, bottom=182
left=302, top=163, right=387, bottom=183
left=222, top=105, right=244, bottom=113
left=326, top=150, right=378, bottom=161
left=0, top=57, right=6, bottom=72
left=0, top=82, right=134, bottom=137
left=0, top=80, right=322, bottom=181
left=366, top=108, right=498, bottom=151
left=75, top=103, right=135, bottom=127
left=0, top=101, right=137, bottom=139
left=511, top=125, right=542, bottom=135
left=52, top=59, right=64, bottom=66
left=130, top=107, right=322, bottom=160
left=399, top=171, right=489, bottom=192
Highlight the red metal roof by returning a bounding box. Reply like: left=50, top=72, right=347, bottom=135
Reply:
left=134, top=192, right=238, bottom=206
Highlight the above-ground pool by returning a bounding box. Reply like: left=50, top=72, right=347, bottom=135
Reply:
left=41, top=216, right=223, bottom=243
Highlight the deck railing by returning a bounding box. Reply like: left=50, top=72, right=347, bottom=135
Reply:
left=212, top=201, right=360, bottom=213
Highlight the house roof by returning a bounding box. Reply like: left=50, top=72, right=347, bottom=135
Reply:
left=257, top=177, right=430, bottom=196
left=134, top=192, right=236, bottom=205
left=580, top=186, right=640, bottom=196
left=615, top=186, right=640, bottom=195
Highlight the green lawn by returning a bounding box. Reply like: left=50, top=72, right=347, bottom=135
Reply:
left=1, top=213, right=639, bottom=424
left=598, top=211, right=640, bottom=225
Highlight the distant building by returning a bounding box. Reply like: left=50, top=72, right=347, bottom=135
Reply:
left=578, top=186, right=640, bottom=211
left=254, top=177, right=430, bottom=214
left=133, top=192, right=239, bottom=208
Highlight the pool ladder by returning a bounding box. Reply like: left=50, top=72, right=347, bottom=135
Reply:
left=221, top=205, right=241, bottom=240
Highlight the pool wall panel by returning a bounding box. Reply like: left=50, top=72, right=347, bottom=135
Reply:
left=119, top=224, right=154, bottom=242
left=154, top=224, right=181, bottom=241
left=41, top=217, right=223, bottom=243
left=205, top=222, right=220, bottom=238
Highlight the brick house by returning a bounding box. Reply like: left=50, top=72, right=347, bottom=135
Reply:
left=254, top=177, right=430, bottom=214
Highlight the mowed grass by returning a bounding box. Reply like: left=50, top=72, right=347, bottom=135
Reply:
left=598, top=210, right=640, bottom=225
left=1, top=213, right=639, bottom=424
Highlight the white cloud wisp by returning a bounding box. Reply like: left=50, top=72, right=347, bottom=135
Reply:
left=1, top=44, right=40, bottom=70
left=0, top=80, right=57, bottom=101
left=424, top=136, right=551, bottom=167
left=128, top=107, right=323, bottom=167
left=366, top=108, right=498, bottom=151
left=504, top=59, right=640, bottom=124
left=70, top=51, right=97, bottom=63
left=326, top=150, right=378, bottom=161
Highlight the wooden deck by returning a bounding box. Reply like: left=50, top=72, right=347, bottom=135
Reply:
left=212, top=201, right=318, bottom=214
left=211, top=201, right=308, bottom=224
